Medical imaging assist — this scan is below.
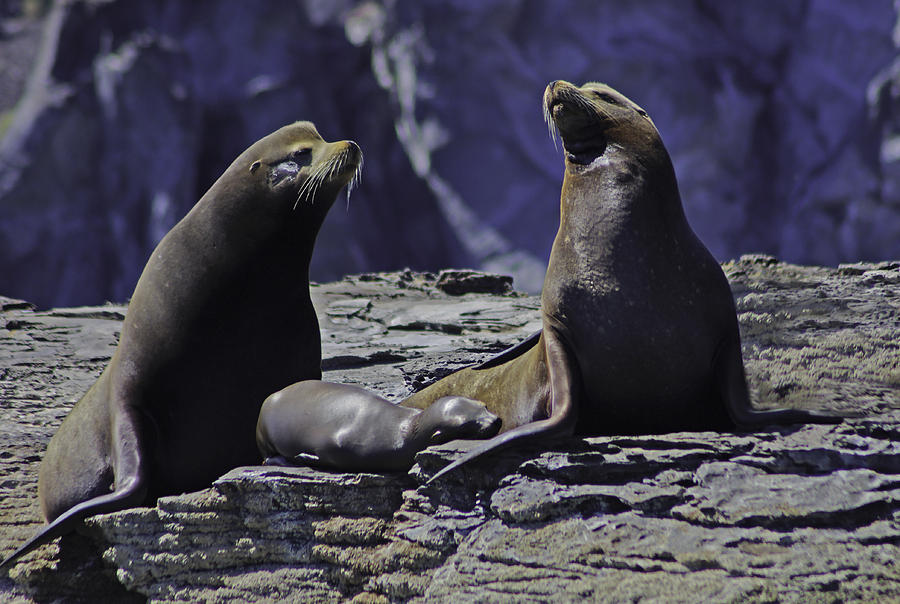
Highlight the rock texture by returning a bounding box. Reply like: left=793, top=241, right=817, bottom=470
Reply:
left=2, top=1, right=900, bottom=307
left=1, top=258, right=898, bottom=602
left=0, top=0, right=463, bottom=308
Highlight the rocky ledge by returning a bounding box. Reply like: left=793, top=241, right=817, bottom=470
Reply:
left=1, top=257, right=899, bottom=602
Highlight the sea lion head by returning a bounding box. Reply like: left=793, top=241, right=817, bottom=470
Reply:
left=543, top=80, right=658, bottom=166
left=423, top=396, right=502, bottom=445
left=233, top=121, right=363, bottom=214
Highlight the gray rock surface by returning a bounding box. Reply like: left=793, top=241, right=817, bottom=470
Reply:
left=2, top=1, right=900, bottom=306
left=1, top=258, right=898, bottom=602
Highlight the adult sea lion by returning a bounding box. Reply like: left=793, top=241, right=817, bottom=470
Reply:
left=256, top=381, right=501, bottom=472
left=403, top=81, right=839, bottom=482
left=1, top=121, right=362, bottom=569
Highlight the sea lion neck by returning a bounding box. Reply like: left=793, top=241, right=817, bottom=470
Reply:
left=561, top=131, right=686, bottom=229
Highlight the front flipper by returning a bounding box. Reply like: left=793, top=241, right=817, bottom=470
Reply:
left=714, top=336, right=843, bottom=427
left=427, top=330, right=579, bottom=483
left=1, top=406, right=148, bottom=570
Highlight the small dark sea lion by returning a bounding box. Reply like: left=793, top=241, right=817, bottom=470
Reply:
left=256, top=381, right=501, bottom=472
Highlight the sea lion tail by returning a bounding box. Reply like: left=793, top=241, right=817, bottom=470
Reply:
left=714, top=336, right=843, bottom=427
left=0, top=473, right=147, bottom=571
left=427, top=330, right=578, bottom=484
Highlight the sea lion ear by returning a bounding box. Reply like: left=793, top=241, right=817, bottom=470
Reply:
left=249, top=160, right=261, bottom=174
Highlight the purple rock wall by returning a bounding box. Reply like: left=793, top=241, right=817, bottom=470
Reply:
left=1, top=0, right=898, bottom=307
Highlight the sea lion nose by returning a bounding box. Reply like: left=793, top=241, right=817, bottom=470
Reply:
left=344, top=140, right=362, bottom=161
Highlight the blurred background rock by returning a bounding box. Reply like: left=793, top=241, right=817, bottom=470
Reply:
left=1, top=0, right=899, bottom=308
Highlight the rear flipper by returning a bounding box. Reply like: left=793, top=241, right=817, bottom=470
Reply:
left=427, top=331, right=578, bottom=483
left=0, top=475, right=147, bottom=570
left=714, top=336, right=844, bottom=428
left=1, top=406, right=148, bottom=570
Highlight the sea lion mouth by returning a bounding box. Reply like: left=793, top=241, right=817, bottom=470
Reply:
left=556, top=124, right=607, bottom=164
left=545, top=85, right=609, bottom=165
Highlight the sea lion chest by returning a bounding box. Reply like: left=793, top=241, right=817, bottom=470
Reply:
left=543, top=157, right=726, bottom=431
left=115, top=212, right=322, bottom=493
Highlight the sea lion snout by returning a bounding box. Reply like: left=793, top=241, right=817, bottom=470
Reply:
left=481, top=413, right=502, bottom=435
left=332, top=139, right=363, bottom=177
left=345, top=140, right=361, bottom=156
left=545, top=79, right=576, bottom=99
left=544, top=79, right=574, bottom=115
left=318, top=138, right=362, bottom=171
left=323, top=139, right=360, bottom=163
left=293, top=136, right=363, bottom=209
left=469, top=407, right=502, bottom=439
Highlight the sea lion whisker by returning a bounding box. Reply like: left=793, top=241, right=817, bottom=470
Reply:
left=343, top=158, right=354, bottom=209
left=587, top=96, right=620, bottom=126
left=330, top=154, right=344, bottom=186
left=597, top=106, right=619, bottom=126
left=346, top=156, right=363, bottom=210
left=297, top=163, right=327, bottom=208
left=294, top=175, right=313, bottom=210
left=544, top=99, right=561, bottom=152
left=300, top=176, right=318, bottom=208
left=353, top=156, right=363, bottom=188
left=294, top=164, right=323, bottom=210
left=310, top=166, right=329, bottom=204
left=311, top=165, right=331, bottom=204
left=294, top=185, right=306, bottom=211
left=331, top=151, right=345, bottom=177
left=294, top=171, right=314, bottom=208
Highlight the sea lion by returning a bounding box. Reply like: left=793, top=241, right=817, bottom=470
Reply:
left=256, top=381, right=501, bottom=472
left=1, top=121, right=362, bottom=569
left=402, top=81, right=840, bottom=482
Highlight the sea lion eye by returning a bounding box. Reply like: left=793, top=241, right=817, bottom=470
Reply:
left=594, top=91, right=620, bottom=105
left=286, top=148, right=313, bottom=169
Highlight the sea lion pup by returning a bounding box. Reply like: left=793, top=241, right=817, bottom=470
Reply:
left=1, top=122, right=362, bottom=569
left=403, top=81, right=840, bottom=483
left=256, top=381, right=501, bottom=472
